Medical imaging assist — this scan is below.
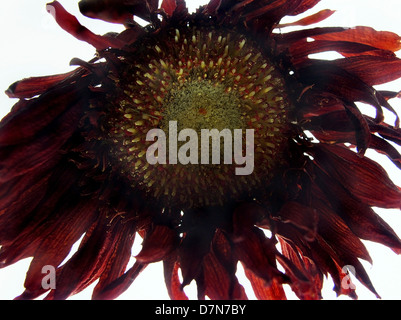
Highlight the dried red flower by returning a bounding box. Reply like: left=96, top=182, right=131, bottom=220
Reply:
left=1, top=0, right=401, bottom=300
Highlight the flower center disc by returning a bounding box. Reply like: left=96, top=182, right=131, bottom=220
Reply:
left=161, top=80, right=244, bottom=136
left=104, top=24, right=291, bottom=208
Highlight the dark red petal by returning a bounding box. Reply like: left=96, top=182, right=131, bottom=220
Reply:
left=299, top=61, right=387, bottom=130
left=289, top=40, right=393, bottom=66
left=206, top=229, right=248, bottom=299
left=0, top=68, right=90, bottom=148
left=369, top=134, right=401, bottom=170
left=46, top=1, right=125, bottom=50
left=0, top=162, right=85, bottom=266
left=276, top=228, right=345, bottom=298
left=343, top=102, right=371, bottom=155
left=135, top=225, right=179, bottom=263
left=79, top=0, right=158, bottom=23
left=0, top=100, right=83, bottom=182
left=278, top=202, right=318, bottom=241
left=244, top=269, right=286, bottom=300
left=276, top=27, right=347, bottom=45
left=313, top=144, right=401, bottom=209
left=45, top=215, right=133, bottom=299
left=161, top=0, right=178, bottom=16
left=313, top=164, right=401, bottom=253
left=336, top=264, right=358, bottom=299
left=0, top=166, right=53, bottom=231
left=179, top=227, right=215, bottom=288
left=244, top=0, right=305, bottom=31
left=314, top=197, right=372, bottom=264
left=14, top=198, right=99, bottom=300
left=312, top=26, right=401, bottom=53
left=5, top=70, right=78, bottom=99
left=279, top=239, right=323, bottom=299
left=163, top=256, right=188, bottom=300
left=93, top=262, right=147, bottom=300
left=116, top=25, right=147, bottom=46
left=205, top=0, right=221, bottom=14
left=234, top=227, right=287, bottom=285
left=334, top=56, right=401, bottom=86
left=202, top=251, right=247, bottom=300
left=289, top=0, right=321, bottom=15
left=93, top=227, right=137, bottom=299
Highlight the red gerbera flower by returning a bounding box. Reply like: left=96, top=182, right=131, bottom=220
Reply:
left=1, top=0, right=401, bottom=300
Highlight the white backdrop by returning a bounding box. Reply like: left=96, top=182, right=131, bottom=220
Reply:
left=0, top=0, right=401, bottom=300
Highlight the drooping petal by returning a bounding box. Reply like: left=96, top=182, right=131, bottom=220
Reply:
left=312, top=164, right=401, bottom=253
left=333, top=56, right=401, bottom=86
left=135, top=224, right=179, bottom=263
left=93, top=261, right=147, bottom=300
left=234, top=226, right=288, bottom=285
left=45, top=213, right=135, bottom=300
left=202, top=251, right=247, bottom=300
left=0, top=100, right=84, bottom=182
left=244, top=268, right=286, bottom=300
left=15, top=197, right=99, bottom=300
left=312, top=144, right=401, bottom=209
left=278, top=239, right=323, bottom=299
left=163, top=255, right=188, bottom=300
left=0, top=70, right=90, bottom=147
left=0, top=161, right=88, bottom=266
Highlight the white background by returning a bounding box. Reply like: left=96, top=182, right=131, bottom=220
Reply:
left=0, top=0, right=401, bottom=300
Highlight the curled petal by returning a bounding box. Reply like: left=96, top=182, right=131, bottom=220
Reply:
left=15, top=198, right=99, bottom=300
left=46, top=1, right=125, bottom=50
left=0, top=100, right=83, bottom=182
left=163, top=256, right=188, bottom=300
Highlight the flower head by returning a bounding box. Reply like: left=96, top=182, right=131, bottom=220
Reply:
left=1, top=0, right=401, bottom=300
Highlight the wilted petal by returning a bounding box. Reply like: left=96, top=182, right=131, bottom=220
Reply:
left=244, top=269, right=286, bottom=300
left=46, top=1, right=125, bottom=50
left=163, top=256, right=188, bottom=300
left=135, top=225, right=179, bottom=263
